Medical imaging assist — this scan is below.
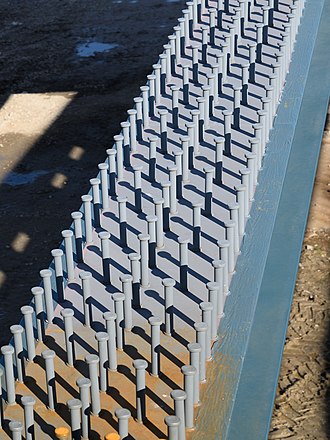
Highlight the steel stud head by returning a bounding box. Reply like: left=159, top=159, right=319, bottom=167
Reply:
left=103, top=311, right=117, bottom=321
left=79, top=271, right=92, bottom=280
left=21, top=305, right=34, bottom=315
left=188, top=342, right=202, bottom=353
left=170, top=389, right=187, bottom=400
left=76, top=377, right=91, bottom=388
left=21, top=395, right=36, bottom=406
left=133, top=359, right=148, bottom=370
left=10, top=324, right=24, bottom=335
left=149, top=316, right=162, bottom=326
left=95, top=332, right=109, bottom=342
left=1, top=345, right=14, bottom=356
left=162, top=278, right=176, bottom=287
left=42, top=349, right=56, bottom=359
left=115, top=408, right=131, bottom=419
left=181, top=365, right=196, bottom=375
left=60, top=308, right=74, bottom=318
left=85, top=354, right=99, bottom=364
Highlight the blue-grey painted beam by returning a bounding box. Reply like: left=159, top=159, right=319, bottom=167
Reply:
left=193, top=0, right=330, bottom=438
left=227, top=1, right=330, bottom=438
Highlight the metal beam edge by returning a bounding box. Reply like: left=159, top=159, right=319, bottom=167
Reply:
left=227, top=0, right=330, bottom=438
left=193, top=0, right=329, bottom=438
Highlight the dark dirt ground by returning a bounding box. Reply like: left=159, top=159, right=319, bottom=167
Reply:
left=0, top=1, right=329, bottom=438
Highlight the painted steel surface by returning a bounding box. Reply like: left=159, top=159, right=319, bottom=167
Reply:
left=0, top=0, right=319, bottom=438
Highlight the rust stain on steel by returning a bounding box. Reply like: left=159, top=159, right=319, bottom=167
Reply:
left=192, top=350, right=238, bottom=440
left=3, top=321, right=193, bottom=439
